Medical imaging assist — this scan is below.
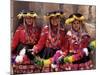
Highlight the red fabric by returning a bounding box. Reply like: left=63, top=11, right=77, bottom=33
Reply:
left=33, top=25, right=68, bottom=54
left=23, top=55, right=30, bottom=64
left=80, top=35, right=90, bottom=48
left=12, top=25, right=25, bottom=50
left=65, top=29, right=90, bottom=61
left=12, top=24, right=41, bottom=51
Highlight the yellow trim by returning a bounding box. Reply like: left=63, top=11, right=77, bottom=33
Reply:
left=47, top=13, right=64, bottom=19
left=44, top=12, right=64, bottom=21
left=80, top=16, right=85, bottom=20
left=24, top=13, right=38, bottom=17
left=73, top=15, right=85, bottom=20
left=55, top=13, right=61, bottom=16
left=65, top=18, right=75, bottom=25
left=17, top=12, right=24, bottom=19
left=48, top=14, right=55, bottom=18
left=33, top=13, right=38, bottom=17
left=17, top=12, right=38, bottom=19
left=65, top=15, right=85, bottom=25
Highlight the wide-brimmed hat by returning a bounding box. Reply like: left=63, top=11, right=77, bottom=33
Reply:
left=17, top=11, right=38, bottom=19
left=44, top=11, right=64, bottom=20
left=65, top=13, right=85, bottom=25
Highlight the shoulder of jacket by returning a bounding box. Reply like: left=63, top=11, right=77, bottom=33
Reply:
left=17, top=24, right=25, bottom=30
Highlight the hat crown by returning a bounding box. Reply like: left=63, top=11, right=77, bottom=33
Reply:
left=65, top=13, right=85, bottom=25
left=45, top=10, right=64, bottom=19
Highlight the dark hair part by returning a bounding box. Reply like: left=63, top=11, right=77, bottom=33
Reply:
left=68, top=13, right=83, bottom=18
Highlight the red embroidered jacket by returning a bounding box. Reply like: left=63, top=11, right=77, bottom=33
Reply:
left=33, top=25, right=68, bottom=55
left=12, top=24, right=41, bottom=51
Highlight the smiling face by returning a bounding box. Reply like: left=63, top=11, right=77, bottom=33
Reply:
left=50, top=16, right=60, bottom=27
left=25, top=16, right=35, bottom=26
left=72, top=20, right=81, bottom=31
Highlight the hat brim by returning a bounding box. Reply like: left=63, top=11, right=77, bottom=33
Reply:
left=17, top=12, right=38, bottom=19
left=65, top=15, right=85, bottom=25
